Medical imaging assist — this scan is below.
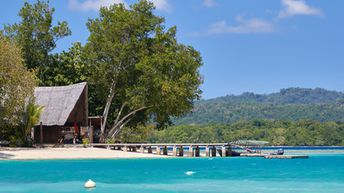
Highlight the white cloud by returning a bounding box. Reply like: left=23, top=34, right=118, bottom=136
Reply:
left=148, top=0, right=171, bottom=12
left=68, top=0, right=126, bottom=11
left=278, top=0, right=323, bottom=18
left=203, top=0, right=216, bottom=8
left=69, top=0, right=171, bottom=12
left=207, top=16, right=275, bottom=35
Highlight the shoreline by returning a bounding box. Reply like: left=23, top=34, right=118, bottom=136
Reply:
left=1, top=146, right=344, bottom=161
left=0, top=147, right=168, bottom=160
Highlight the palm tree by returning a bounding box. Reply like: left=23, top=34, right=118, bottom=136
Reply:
left=22, top=101, right=44, bottom=144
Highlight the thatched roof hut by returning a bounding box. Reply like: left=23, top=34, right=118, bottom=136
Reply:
left=33, top=82, right=88, bottom=144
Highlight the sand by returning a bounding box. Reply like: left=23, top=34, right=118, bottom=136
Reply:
left=0, top=147, right=167, bottom=160
left=1, top=147, right=342, bottom=160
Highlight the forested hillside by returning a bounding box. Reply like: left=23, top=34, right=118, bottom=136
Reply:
left=174, top=88, right=344, bottom=125
left=147, top=120, right=344, bottom=146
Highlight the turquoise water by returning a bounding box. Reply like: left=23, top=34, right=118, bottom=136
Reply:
left=0, top=155, right=344, bottom=193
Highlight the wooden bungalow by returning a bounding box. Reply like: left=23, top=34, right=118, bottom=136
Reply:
left=33, top=82, right=88, bottom=144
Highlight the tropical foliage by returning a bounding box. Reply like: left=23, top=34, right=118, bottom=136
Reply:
left=174, top=88, right=344, bottom=125
left=3, top=0, right=71, bottom=84
left=84, top=1, right=202, bottom=141
left=145, top=120, right=344, bottom=146
left=22, top=100, right=44, bottom=141
left=1, top=0, right=203, bottom=145
left=0, top=34, right=37, bottom=146
left=1, top=0, right=343, bottom=147
left=43, top=42, right=89, bottom=86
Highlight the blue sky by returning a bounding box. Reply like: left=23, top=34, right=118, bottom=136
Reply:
left=1, top=0, right=343, bottom=99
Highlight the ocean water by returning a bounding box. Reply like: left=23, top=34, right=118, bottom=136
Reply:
left=0, top=154, right=344, bottom=193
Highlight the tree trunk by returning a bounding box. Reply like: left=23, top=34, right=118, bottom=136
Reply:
left=107, top=106, right=148, bottom=139
left=111, top=117, right=132, bottom=138
left=100, top=81, right=116, bottom=142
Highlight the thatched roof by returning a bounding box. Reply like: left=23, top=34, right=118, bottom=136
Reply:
left=34, top=82, right=87, bottom=126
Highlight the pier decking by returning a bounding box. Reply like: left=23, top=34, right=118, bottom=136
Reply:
left=90, top=143, right=309, bottom=159
left=92, top=143, right=231, bottom=157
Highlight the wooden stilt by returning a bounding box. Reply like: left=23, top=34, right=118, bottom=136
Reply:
left=40, top=122, right=43, bottom=145
left=140, top=146, right=145, bottom=153
left=217, top=149, right=222, bottom=157
left=148, top=146, right=152, bottom=153
left=89, top=126, right=94, bottom=143
left=172, top=146, right=177, bottom=156
left=163, top=146, right=168, bottom=155
left=205, top=146, right=210, bottom=157
left=221, top=146, right=227, bottom=157
left=156, top=146, right=161, bottom=155
left=211, top=146, right=216, bottom=157
left=178, top=146, right=184, bottom=157
left=188, top=146, right=194, bottom=157
left=195, top=146, right=200, bottom=157
left=227, top=145, right=232, bottom=156
left=123, top=146, right=128, bottom=152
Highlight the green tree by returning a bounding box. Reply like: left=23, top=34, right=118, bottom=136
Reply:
left=149, top=120, right=344, bottom=146
left=22, top=100, right=44, bottom=144
left=0, top=35, right=37, bottom=139
left=85, top=0, right=202, bottom=141
left=3, top=0, right=71, bottom=84
left=269, top=128, right=286, bottom=145
left=43, top=42, right=89, bottom=86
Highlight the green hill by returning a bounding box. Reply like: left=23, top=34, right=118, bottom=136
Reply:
left=174, top=88, right=344, bottom=125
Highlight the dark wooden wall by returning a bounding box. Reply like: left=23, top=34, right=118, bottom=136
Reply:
left=66, top=86, right=88, bottom=126
left=34, top=126, right=61, bottom=144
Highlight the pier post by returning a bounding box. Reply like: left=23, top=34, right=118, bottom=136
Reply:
left=40, top=122, right=43, bottom=145
left=195, top=146, right=200, bottom=157
left=163, top=146, right=168, bottom=155
left=156, top=146, right=161, bottom=155
left=205, top=146, right=210, bottom=157
left=211, top=146, right=216, bottom=157
left=123, top=146, right=128, bottom=152
left=148, top=146, right=152, bottom=154
left=227, top=145, right=232, bottom=156
left=178, top=146, right=184, bottom=157
left=140, top=146, right=145, bottom=153
left=221, top=146, right=227, bottom=157
left=89, top=126, right=93, bottom=143
left=172, top=146, right=177, bottom=156
left=188, top=146, right=194, bottom=157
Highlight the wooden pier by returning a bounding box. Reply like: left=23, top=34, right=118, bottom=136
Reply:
left=89, top=143, right=309, bottom=159
left=91, top=143, right=232, bottom=157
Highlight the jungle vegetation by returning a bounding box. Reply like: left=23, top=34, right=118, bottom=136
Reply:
left=0, top=0, right=202, bottom=144
left=174, top=88, right=344, bottom=125
left=1, top=0, right=343, bottom=146
left=119, top=120, right=344, bottom=146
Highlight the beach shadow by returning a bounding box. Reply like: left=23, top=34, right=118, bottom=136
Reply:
left=0, top=152, right=14, bottom=159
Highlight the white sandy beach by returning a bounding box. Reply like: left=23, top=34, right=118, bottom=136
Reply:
left=0, top=147, right=167, bottom=160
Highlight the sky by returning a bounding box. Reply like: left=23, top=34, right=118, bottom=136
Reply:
left=1, top=0, right=343, bottom=99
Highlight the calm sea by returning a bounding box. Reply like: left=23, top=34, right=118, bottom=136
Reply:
left=0, top=152, right=343, bottom=193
